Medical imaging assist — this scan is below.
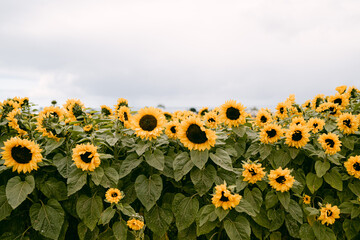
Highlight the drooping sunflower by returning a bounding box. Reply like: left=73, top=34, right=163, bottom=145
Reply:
left=307, top=118, right=325, bottom=133
left=285, top=125, right=310, bottom=148
left=204, top=111, right=219, bottom=129
left=72, top=143, right=101, bottom=171
left=311, top=94, right=325, bottom=109
left=318, top=133, right=341, bottom=155
left=344, top=155, right=360, bottom=179
left=127, top=219, right=144, bottom=231
left=337, top=113, right=359, bottom=135
left=165, top=121, right=179, bottom=139
left=177, top=117, right=216, bottom=151
left=268, top=167, right=295, bottom=192
left=302, top=100, right=311, bottom=109
left=219, top=100, right=247, bottom=127
left=317, top=204, right=340, bottom=225
left=335, top=85, right=347, bottom=94
left=105, top=188, right=123, bottom=204
left=275, top=102, right=289, bottom=119
left=1, top=137, right=43, bottom=173
left=0, top=99, right=20, bottom=117
left=259, top=124, right=283, bottom=144
left=290, top=116, right=306, bottom=127
left=114, top=98, right=128, bottom=113
left=118, top=106, right=132, bottom=128
left=211, top=183, right=242, bottom=210
left=316, top=102, right=341, bottom=117
left=131, top=107, right=165, bottom=140
left=63, top=99, right=85, bottom=121
left=7, top=109, right=27, bottom=136
left=255, top=108, right=273, bottom=127
left=100, top=105, right=113, bottom=116
left=303, top=195, right=311, bottom=205
left=242, top=162, right=266, bottom=184
left=347, top=86, right=359, bottom=99
left=36, top=106, right=64, bottom=141
left=328, top=93, right=350, bottom=110
left=198, top=107, right=209, bottom=117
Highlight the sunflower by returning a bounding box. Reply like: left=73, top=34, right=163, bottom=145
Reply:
left=131, top=107, right=165, bottom=140
left=163, top=111, right=172, bottom=121
left=335, top=85, right=347, bottom=94
left=347, top=86, right=359, bottom=99
left=318, top=133, right=341, bottom=155
left=36, top=106, right=64, bottom=141
left=285, top=125, right=310, bottom=148
left=290, top=116, right=306, bottom=127
left=127, top=219, right=144, bottom=231
left=303, top=195, right=311, bottom=205
left=255, top=108, right=273, bottom=127
left=328, top=93, right=350, bottom=110
left=211, top=183, right=242, bottom=210
left=105, top=188, right=123, bottom=204
left=0, top=99, right=20, bottom=117
left=311, top=94, right=325, bottom=109
left=83, top=124, right=93, bottom=133
left=1, top=137, right=43, bottom=173
left=198, top=107, right=209, bottom=117
left=275, top=102, right=289, bottom=119
left=63, top=99, right=85, bottom=121
left=317, top=204, right=340, bottom=225
left=337, top=113, right=359, bottom=135
left=219, top=100, right=247, bottom=127
left=268, top=167, right=295, bottom=192
left=114, top=98, right=128, bottom=113
left=259, top=124, right=283, bottom=144
left=242, top=162, right=266, bottom=184
left=285, top=94, right=296, bottom=105
left=302, top=100, right=311, bottom=109
left=100, top=105, right=113, bottom=116
left=344, top=155, right=360, bottom=179
left=164, top=121, right=178, bottom=139
left=307, top=118, right=325, bottom=133
left=177, top=117, right=216, bottom=151
left=72, top=143, right=101, bottom=171
left=204, top=111, right=219, bottom=129
left=118, top=106, right=132, bottom=128
left=316, top=102, right=341, bottom=117
left=7, top=109, right=27, bottom=136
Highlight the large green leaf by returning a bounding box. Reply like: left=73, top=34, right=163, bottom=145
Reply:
left=44, top=138, right=65, bottom=155
left=135, top=174, right=162, bottom=211
left=197, top=205, right=217, bottom=227
left=145, top=149, right=165, bottom=171
left=299, top=223, right=315, bottom=240
left=312, top=221, right=336, bottom=240
left=265, top=191, right=278, bottom=209
left=135, top=141, right=151, bottom=156
left=90, top=167, right=104, bottom=185
left=98, top=207, right=116, bottom=225
left=190, top=150, right=208, bottom=169
left=268, top=208, right=285, bottom=231
left=276, top=191, right=290, bottom=211
left=67, top=168, right=87, bottom=196
left=348, top=179, right=360, bottom=197
left=112, top=220, right=127, bottom=240
left=6, top=175, right=35, bottom=209
left=232, top=125, right=246, bottom=137
left=190, top=165, right=216, bottom=196
left=259, top=144, right=272, bottom=160
left=323, top=168, right=343, bottom=191
left=0, top=185, right=12, bottom=221
left=210, top=148, right=233, bottom=171
left=100, top=167, right=119, bottom=188
left=172, top=193, right=199, bottom=231
left=39, top=177, right=68, bottom=201
left=268, top=149, right=291, bottom=168
left=306, top=172, right=323, bottom=194
left=315, top=160, right=330, bottom=178
left=224, top=216, right=251, bottom=240
left=343, top=219, right=360, bottom=240
left=119, top=153, right=142, bottom=178
left=235, top=198, right=257, bottom=217
left=53, top=153, right=74, bottom=178
left=145, top=204, right=173, bottom=236
left=76, top=194, right=103, bottom=231
left=173, top=152, right=194, bottom=181
left=284, top=214, right=300, bottom=238
left=244, top=187, right=262, bottom=213
left=30, top=199, right=65, bottom=240
left=77, top=222, right=99, bottom=240
left=287, top=199, right=303, bottom=224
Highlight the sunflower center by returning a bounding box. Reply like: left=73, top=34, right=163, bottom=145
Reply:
left=334, top=98, right=342, bottom=105
left=170, top=126, right=176, bottom=134
left=200, top=109, right=208, bottom=116
left=280, top=107, right=284, bottom=114
left=123, top=112, right=129, bottom=121
left=315, top=98, right=322, bottom=108
left=208, top=118, right=216, bottom=123
left=139, top=115, right=157, bottom=131
left=276, top=176, right=286, bottom=184
left=111, top=192, right=118, bottom=198
left=292, top=130, right=303, bottom=141
left=343, top=119, right=352, bottom=128
left=186, top=124, right=208, bottom=144
left=248, top=168, right=257, bottom=176
left=266, top=129, right=277, bottom=138
left=80, top=152, right=93, bottom=163
left=260, top=116, right=267, bottom=123
left=11, top=146, right=32, bottom=164
left=220, top=191, right=229, bottom=202
left=102, top=108, right=111, bottom=116
left=325, top=139, right=335, bottom=148
left=329, top=107, right=336, bottom=115
left=313, top=123, right=318, bottom=128
left=226, top=107, right=240, bottom=120
left=353, top=162, right=360, bottom=171
left=326, top=210, right=333, bottom=217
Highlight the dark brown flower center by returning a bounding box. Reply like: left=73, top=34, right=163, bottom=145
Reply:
left=326, top=210, right=333, bottom=217
left=220, top=191, right=229, bottom=202
left=315, top=98, right=322, bottom=108
left=101, top=108, right=111, bottom=116
left=325, top=139, right=335, bottom=148
left=170, top=126, right=176, bottom=134
left=276, top=176, right=286, bottom=184
left=139, top=115, right=157, bottom=131
left=11, top=146, right=32, bottom=164
left=200, top=109, right=208, bottom=116
left=186, top=124, right=208, bottom=144
left=266, top=129, right=277, bottom=138
left=292, top=130, right=303, bottom=141
left=226, top=107, right=240, bottom=120
left=111, top=192, right=118, bottom=198
left=80, top=152, right=93, bottom=163
left=279, top=107, right=284, bottom=114
left=260, top=116, right=267, bottom=123
left=343, top=119, right=352, bottom=128
left=334, top=98, right=342, bottom=105
left=208, top=118, right=216, bottom=123
left=329, top=107, right=336, bottom=115
left=248, top=168, right=257, bottom=176
left=313, top=123, right=318, bottom=128
left=353, top=162, right=360, bottom=171
left=123, top=112, right=129, bottom=121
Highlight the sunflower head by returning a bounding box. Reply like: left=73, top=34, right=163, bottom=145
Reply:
left=72, top=143, right=101, bottom=171
left=127, top=218, right=145, bottom=231
left=131, top=107, right=165, bottom=140
left=328, top=93, right=350, bottom=110
left=0, top=99, right=20, bottom=117
left=317, top=204, right=340, bottom=225
left=290, top=117, right=306, bottom=127
left=318, top=133, right=341, bottom=155
left=347, top=86, right=360, bottom=98
left=259, top=124, right=283, bottom=144
left=7, top=109, right=27, bottom=136
left=255, top=108, right=273, bottom=127
left=83, top=124, right=93, bottom=133
left=275, top=102, right=290, bottom=119
left=100, top=105, right=113, bottom=116
left=316, top=102, right=341, bottom=117
left=163, top=112, right=173, bottom=121
left=285, top=125, right=310, bottom=148
left=211, top=182, right=242, bottom=210
left=63, top=99, right=85, bottom=121
left=114, top=98, right=128, bottom=112
left=335, top=85, right=347, bottom=94
left=198, top=107, right=209, bottom=117
left=242, top=162, right=266, bottom=184
left=165, top=121, right=179, bottom=139
left=344, top=155, right=360, bottom=179
left=219, top=100, right=247, bottom=127
left=204, top=111, right=219, bottom=129
left=268, top=167, right=295, bottom=192
left=307, top=118, right=325, bottom=133
left=36, top=106, right=64, bottom=141
left=105, top=188, right=123, bottom=204
left=311, top=94, right=325, bottom=109
left=303, top=195, right=311, bottom=205
left=337, top=113, right=359, bottom=135
left=302, top=100, right=311, bottom=109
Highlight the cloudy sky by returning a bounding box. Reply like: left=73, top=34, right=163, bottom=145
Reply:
left=0, top=0, right=359, bottom=111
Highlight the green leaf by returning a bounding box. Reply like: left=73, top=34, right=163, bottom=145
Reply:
left=235, top=198, right=257, bottom=217
left=172, top=193, right=199, bottom=231
left=244, top=187, right=262, bottom=213
left=265, top=191, right=278, bottom=209
left=351, top=206, right=360, bottom=219
left=145, top=149, right=165, bottom=171
left=342, top=136, right=355, bottom=150
left=209, top=148, right=233, bottom=171
left=39, top=177, right=68, bottom=201
left=135, top=141, right=151, bottom=156
left=173, top=152, right=194, bottom=181
left=343, top=219, right=360, bottom=240
left=268, top=208, right=285, bottom=231
left=119, top=153, right=142, bottom=179
left=190, top=165, right=216, bottom=196
left=312, top=221, right=336, bottom=240
left=0, top=186, right=12, bottom=221
left=100, top=167, right=119, bottom=188
left=268, top=150, right=291, bottom=168
left=276, top=191, right=290, bottom=211
left=112, top=220, right=127, bottom=240
left=53, top=153, right=74, bottom=178
left=90, top=167, right=104, bottom=185
left=30, top=199, right=65, bottom=240
left=284, top=214, right=300, bottom=238
left=145, top=204, right=173, bottom=236
left=299, top=223, right=315, bottom=240
left=44, top=138, right=65, bottom=155
left=178, top=223, right=197, bottom=240
left=190, top=150, right=208, bottom=169
left=252, top=208, right=270, bottom=229
left=135, top=174, right=162, bottom=211
left=232, top=125, right=246, bottom=137
left=67, top=168, right=87, bottom=196
left=196, top=220, right=217, bottom=236
left=287, top=199, right=303, bottom=224
left=306, top=172, right=323, bottom=194
left=77, top=222, right=99, bottom=240
left=288, top=147, right=299, bottom=159
left=6, top=175, right=35, bottom=209
left=259, top=144, right=272, bottom=160
left=323, top=168, right=343, bottom=191
left=348, top=179, right=360, bottom=197
left=315, top=160, right=330, bottom=178
left=76, top=195, right=103, bottom=231
left=224, top=216, right=251, bottom=240
left=197, top=205, right=217, bottom=227
left=215, top=207, right=229, bottom=221
left=116, top=203, right=136, bottom=217
left=98, top=207, right=116, bottom=225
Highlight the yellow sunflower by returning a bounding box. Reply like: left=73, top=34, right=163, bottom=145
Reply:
left=275, top=102, right=289, bottom=119
left=337, top=113, right=359, bottom=135
left=114, top=98, right=128, bottom=113
left=198, top=107, right=209, bottom=117
left=63, top=99, right=85, bottom=121
left=105, top=188, right=123, bottom=204
left=259, top=124, right=283, bottom=144
left=328, top=93, right=350, bottom=110
left=302, top=100, right=311, bottom=109
left=7, top=109, right=27, bottom=136
left=72, top=143, right=101, bottom=171
left=100, top=105, right=113, bottom=116
left=211, top=183, right=242, bottom=210
left=317, top=204, right=340, bottom=225
left=335, top=85, right=347, bottom=94
left=165, top=121, right=179, bottom=139
left=303, top=195, right=311, bottom=205
left=163, top=111, right=172, bottom=121
left=127, top=219, right=144, bottom=231
left=118, top=106, right=132, bottom=128
left=177, top=117, right=216, bottom=151
left=204, top=111, right=219, bottom=129
left=242, top=162, right=266, bottom=184
left=290, top=116, right=306, bottom=127
left=0, top=99, right=20, bottom=117
left=83, top=124, right=93, bottom=133
left=311, top=94, right=325, bottom=109
left=285, top=125, right=310, bottom=148
left=131, top=107, right=165, bottom=140
left=219, top=100, right=247, bottom=127
left=318, top=133, right=341, bottom=155
left=347, top=86, right=359, bottom=98
left=316, top=102, right=341, bottom=117
left=344, top=155, right=360, bottom=179
left=268, top=167, right=295, bottom=192
left=307, top=118, right=325, bottom=133
left=1, top=137, right=43, bottom=173
left=255, top=108, right=273, bottom=127
left=36, top=106, right=64, bottom=141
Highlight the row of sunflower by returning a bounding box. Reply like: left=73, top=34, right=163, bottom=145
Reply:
left=0, top=86, right=360, bottom=239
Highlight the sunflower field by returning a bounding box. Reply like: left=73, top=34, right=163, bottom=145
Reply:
left=1, top=86, right=360, bottom=240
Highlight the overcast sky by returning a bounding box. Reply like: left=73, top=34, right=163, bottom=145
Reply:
left=0, top=0, right=359, bottom=111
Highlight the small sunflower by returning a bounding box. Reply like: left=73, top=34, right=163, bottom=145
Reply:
left=347, top=86, right=359, bottom=99
left=7, top=109, right=27, bottom=136
left=311, top=94, right=325, bottom=109
left=63, top=99, right=85, bottom=121
left=344, top=155, right=360, bottom=179
left=242, top=162, right=266, bottom=184
left=307, top=118, right=325, bottom=133
left=114, top=98, right=128, bottom=113
left=204, top=111, right=219, bottom=129
left=290, top=116, right=306, bottom=127
left=255, top=108, right=273, bottom=127
left=118, top=106, right=132, bottom=128
left=275, top=102, right=289, bottom=119
left=318, top=133, right=341, bottom=155
left=36, top=106, right=64, bottom=141
left=163, top=111, right=172, bottom=121
left=177, top=117, right=216, bottom=151
left=0, top=99, right=20, bottom=117
left=198, top=107, right=209, bottom=117
left=211, top=183, right=242, bottom=210
left=83, top=124, right=93, bottom=133
left=317, top=204, right=340, bottom=225
left=303, top=195, right=311, bottom=205
left=219, top=100, right=247, bottom=127
left=337, top=113, right=359, bottom=135
left=1, top=137, right=43, bottom=173
left=328, top=93, right=350, bottom=110
left=165, top=121, right=179, bottom=139
left=100, top=105, right=113, bottom=116
left=335, top=85, right=347, bottom=94
left=259, top=124, right=283, bottom=144
left=72, top=143, right=101, bottom=171
left=131, top=107, right=165, bottom=140
left=127, top=219, right=144, bottom=231
left=105, top=188, right=123, bottom=204
left=285, top=125, right=310, bottom=148
left=268, top=167, right=295, bottom=192
left=316, top=102, right=341, bottom=117
left=302, top=100, right=311, bottom=109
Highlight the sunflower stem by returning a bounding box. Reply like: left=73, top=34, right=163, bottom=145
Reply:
left=26, top=196, right=34, bottom=203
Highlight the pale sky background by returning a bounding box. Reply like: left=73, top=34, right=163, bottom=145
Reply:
left=0, top=0, right=359, bottom=111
